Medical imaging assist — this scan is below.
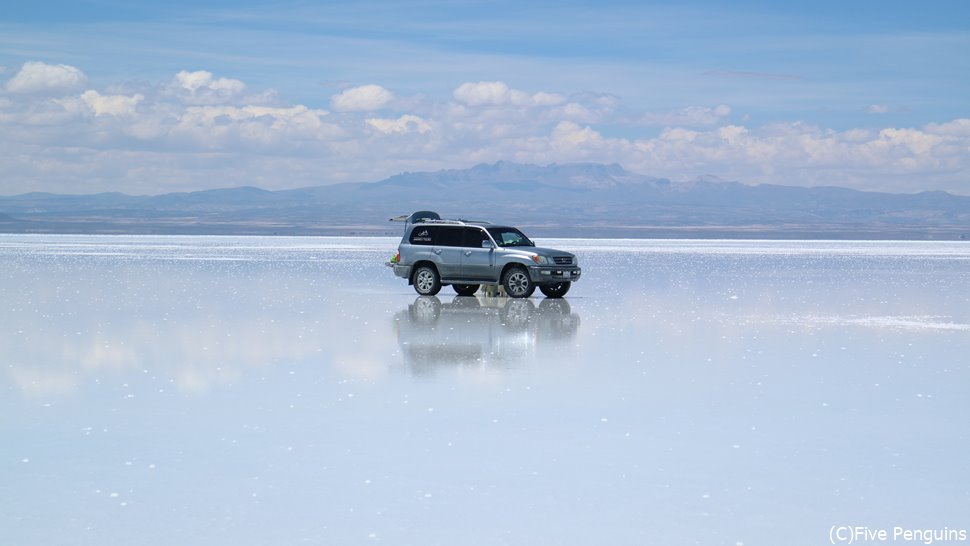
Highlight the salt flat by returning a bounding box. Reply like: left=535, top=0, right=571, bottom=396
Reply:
left=2, top=235, right=968, bottom=546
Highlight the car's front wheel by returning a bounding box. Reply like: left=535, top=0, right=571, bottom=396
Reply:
left=453, top=284, right=479, bottom=296
left=502, top=266, right=535, bottom=298
left=413, top=265, right=441, bottom=296
left=539, top=281, right=571, bottom=298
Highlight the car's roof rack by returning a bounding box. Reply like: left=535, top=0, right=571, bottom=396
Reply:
left=415, top=218, right=492, bottom=226
left=388, top=211, right=491, bottom=226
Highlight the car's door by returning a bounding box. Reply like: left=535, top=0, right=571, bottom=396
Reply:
left=433, top=226, right=463, bottom=279
left=460, top=227, right=496, bottom=280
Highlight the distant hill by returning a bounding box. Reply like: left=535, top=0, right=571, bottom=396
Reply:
left=1, top=161, right=968, bottom=239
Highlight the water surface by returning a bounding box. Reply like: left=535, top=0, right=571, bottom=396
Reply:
left=2, top=235, right=968, bottom=545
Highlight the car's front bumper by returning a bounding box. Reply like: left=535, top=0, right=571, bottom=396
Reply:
left=529, top=266, right=581, bottom=283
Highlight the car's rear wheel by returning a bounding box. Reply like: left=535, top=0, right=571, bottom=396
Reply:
left=539, top=281, right=571, bottom=298
left=413, top=265, right=441, bottom=296
left=502, top=266, right=535, bottom=298
left=453, top=284, right=479, bottom=296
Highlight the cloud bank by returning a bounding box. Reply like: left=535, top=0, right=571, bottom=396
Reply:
left=1, top=61, right=968, bottom=196
left=330, top=84, right=393, bottom=112
left=5, top=61, right=87, bottom=94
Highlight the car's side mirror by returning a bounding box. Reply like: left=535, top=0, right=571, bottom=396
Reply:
left=482, top=240, right=494, bottom=248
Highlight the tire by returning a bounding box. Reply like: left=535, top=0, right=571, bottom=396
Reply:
left=453, top=284, right=480, bottom=296
left=539, top=281, right=571, bottom=298
left=502, top=266, right=535, bottom=298
left=409, top=296, right=441, bottom=323
left=500, top=298, right=535, bottom=329
left=413, top=265, right=441, bottom=296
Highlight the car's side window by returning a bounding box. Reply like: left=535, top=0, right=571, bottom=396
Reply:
left=462, top=227, right=491, bottom=248
left=436, top=226, right=463, bottom=247
left=409, top=226, right=436, bottom=245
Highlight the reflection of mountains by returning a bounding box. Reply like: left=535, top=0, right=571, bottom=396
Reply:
left=394, top=296, right=581, bottom=374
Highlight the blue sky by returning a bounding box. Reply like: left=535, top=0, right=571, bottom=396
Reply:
left=1, top=0, right=968, bottom=195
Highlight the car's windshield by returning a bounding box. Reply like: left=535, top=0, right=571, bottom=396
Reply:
left=487, top=227, right=535, bottom=247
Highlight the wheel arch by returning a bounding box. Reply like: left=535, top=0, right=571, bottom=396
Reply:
left=409, top=260, right=438, bottom=285
left=499, top=261, right=529, bottom=281
left=501, top=263, right=535, bottom=298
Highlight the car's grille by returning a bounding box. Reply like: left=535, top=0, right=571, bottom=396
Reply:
left=553, top=256, right=573, bottom=265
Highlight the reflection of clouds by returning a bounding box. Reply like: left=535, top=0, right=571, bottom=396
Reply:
left=770, top=314, right=970, bottom=331
left=0, top=239, right=405, bottom=398
left=5, top=329, right=137, bottom=397
left=393, top=295, right=581, bottom=376
left=332, top=348, right=392, bottom=382
left=3, top=314, right=327, bottom=397
left=7, top=367, right=80, bottom=398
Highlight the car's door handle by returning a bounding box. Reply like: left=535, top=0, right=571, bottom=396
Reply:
left=433, top=249, right=441, bottom=255
left=464, top=251, right=472, bottom=256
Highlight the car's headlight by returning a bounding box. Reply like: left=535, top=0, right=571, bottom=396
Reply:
left=531, top=254, right=550, bottom=265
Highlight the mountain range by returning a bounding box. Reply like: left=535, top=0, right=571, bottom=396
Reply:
left=1, top=161, right=968, bottom=239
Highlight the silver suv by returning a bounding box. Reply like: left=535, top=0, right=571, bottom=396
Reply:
left=388, top=211, right=581, bottom=298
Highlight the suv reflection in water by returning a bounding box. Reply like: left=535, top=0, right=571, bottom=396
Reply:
left=393, top=295, right=581, bottom=375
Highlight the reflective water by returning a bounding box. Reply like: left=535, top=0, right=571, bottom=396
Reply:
left=2, top=235, right=968, bottom=546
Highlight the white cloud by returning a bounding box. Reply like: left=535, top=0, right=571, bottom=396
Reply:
left=80, top=90, right=144, bottom=117
left=175, top=70, right=243, bottom=93
left=174, top=104, right=341, bottom=145
left=873, top=127, right=942, bottom=156
left=453, top=81, right=566, bottom=107
left=554, top=103, right=592, bottom=122
left=169, top=70, right=246, bottom=105
left=659, top=127, right=699, bottom=142
left=552, top=93, right=618, bottom=124
left=5, top=61, right=87, bottom=94
left=624, top=121, right=970, bottom=190
left=2, top=65, right=969, bottom=196
left=925, top=118, right=970, bottom=137
left=367, top=114, right=432, bottom=135
left=453, top=81, right=509, bottom=106
left=531, top=91, right=567, bottom=107
left=551, top=121, right=606, bottom=148
left=180, top=104, right=327, bottom=124
left=866, top=104, right=890, bottom=114
left=842, top=129, right=873, bottom=142
left=330, top=84, right=393, bottom=112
